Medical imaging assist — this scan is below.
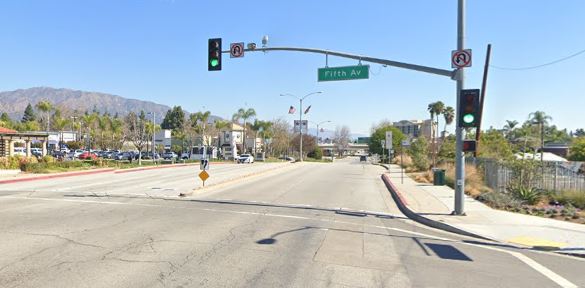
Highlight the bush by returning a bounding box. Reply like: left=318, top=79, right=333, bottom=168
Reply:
left=478, top=192, right=522, bottom=210
left=407, top=137, right=430, bottom=172
left=307, top=147, right=323, bottom=160
left=553, top=190, right=585, bottom=209
left=41, top=155, right=55, bottom=163
left=508, top=185, right=543, bottom=205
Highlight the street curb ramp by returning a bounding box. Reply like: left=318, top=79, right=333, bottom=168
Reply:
left=380, top=172, right=492, bottom=241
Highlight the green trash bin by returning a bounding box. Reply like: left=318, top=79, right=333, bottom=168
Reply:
left=433, top=169, right=446, bottom=186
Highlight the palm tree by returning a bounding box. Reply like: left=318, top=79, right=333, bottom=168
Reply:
left=427, top=101, right=444, bottom=167
left=232, top=108, right=256, bottom=153
left=442, top=106, right=455, bottom=139
left=35, top=100, right=53, bottom=131
left=191, top=111, right=211, bottom=147
left=81, top=113, right=97, bottom=150
left=214, top=120, right=231, bottom=159
left=529, top=111, right=552, bottom=163
left=52, top=116, right=70, bottom=150
left=503, top=120, right=519, bottom=140
left=97, top=115, right=110, bottom=150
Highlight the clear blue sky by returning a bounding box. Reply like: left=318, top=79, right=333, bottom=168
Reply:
left=1, top=0, right=584, bottom=135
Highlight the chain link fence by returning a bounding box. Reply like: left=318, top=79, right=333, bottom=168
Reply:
left=468, top=158, right=585, bottom=193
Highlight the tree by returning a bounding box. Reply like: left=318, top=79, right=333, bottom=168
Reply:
left=333, top=125, right=351, bottom=157
left=291, top=134, right=317, bottom=157
left=270, top=118, right=293, bottom=157
left=161, top=106, right=185, bottom=132
left=126, top=111, right=148, bottom=165
left=250, top=119, right=272, bottom=156
left=35, top=100, right=53, bottom=131
left=529, top=111, right=552, bottom=163
left=568, top=137, right=585, bottom=161
left=477, top=129, right=514, bottom=160
left=52, top=114, right=70, bottom=149
left=191, top=111, right=211, bottom=146
left=442, top=106, right=455, bottom=138
left=214, top=120, right=231, bottom=159
left=427, top=101, right=444, bottom=167
left=232, top=108, right=256, bottom=153
left=368, top=124, right=406, bottom=158
left=438, top=135, right=456, bottom=162
left=574, top=129, right=585, bottom=138
left=408, top=136, right=430, bottom=171
left=504, top=120, right=519, bottom=140
left=0, top=112, right=13, bottom=129
left=22, top=103, right=36, bottom=123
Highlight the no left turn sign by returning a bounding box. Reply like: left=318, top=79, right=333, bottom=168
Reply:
left=230, top=42, right=244, bottom=58
left=451, top=49, right=472, bottom=68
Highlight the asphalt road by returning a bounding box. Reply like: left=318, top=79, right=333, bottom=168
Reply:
left=1, top=158, right=584, bottom=288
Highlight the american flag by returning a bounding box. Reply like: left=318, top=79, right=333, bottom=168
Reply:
left=288, top=106, right=296, bottom=114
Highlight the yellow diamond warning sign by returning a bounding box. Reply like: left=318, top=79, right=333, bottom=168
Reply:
left=199, top=170, right=209, bottom=182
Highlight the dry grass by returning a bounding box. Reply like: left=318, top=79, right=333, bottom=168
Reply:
left=438, top=164, right=491, bottom=198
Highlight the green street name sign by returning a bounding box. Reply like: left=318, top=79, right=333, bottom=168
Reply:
left=318, top=65, right=369, bottom=82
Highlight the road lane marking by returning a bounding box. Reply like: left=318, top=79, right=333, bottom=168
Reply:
left=474, top=244, right=578, bottom=288
left=3, top=194, right=582, bottom=286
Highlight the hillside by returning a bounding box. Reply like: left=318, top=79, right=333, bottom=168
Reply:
left=0, top=87, right=173, bottom=121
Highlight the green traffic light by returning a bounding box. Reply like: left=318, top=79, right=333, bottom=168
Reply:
left=210, top=59, right=219, bottom=67
left=463, top=114, right=475, bottom=124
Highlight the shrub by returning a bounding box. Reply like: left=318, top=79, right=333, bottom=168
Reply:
left=552, top=190, right=585, bottom=210
left=508, top=185, right=543, bottom=205
left=478, top=192, right=522, bottom=210
left=41, top=155, right=55, bottom=163
left=307, top=147, right=323, bottom=160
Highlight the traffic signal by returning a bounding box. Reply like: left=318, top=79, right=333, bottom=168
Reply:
left=458, top=89, right=480, bottom=128
left=463, top=140, right=477, bottom=152
left=208, top=38, right=222, bottom=71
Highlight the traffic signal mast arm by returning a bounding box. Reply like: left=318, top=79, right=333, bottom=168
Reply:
left=223, top=46, right=456, bottom=79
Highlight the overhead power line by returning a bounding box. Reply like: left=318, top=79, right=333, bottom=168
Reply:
left=490, top=47, right=585, bottom=71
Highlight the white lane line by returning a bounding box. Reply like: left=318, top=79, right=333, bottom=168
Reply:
left=471, top=244, right=578, bottom=288
left=3, top=194, right=581, bottom=286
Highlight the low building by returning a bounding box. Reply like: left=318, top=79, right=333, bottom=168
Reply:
left=541, top=143, right=570, bottom=158
left=48, top=131, right=77, bottom=150
left=154, top=129, right=172, bottom=151
left=218, top=123, right=244, bottom=160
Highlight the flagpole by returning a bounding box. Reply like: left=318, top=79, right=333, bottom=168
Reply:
left=280, top=91, right=323, bottom=162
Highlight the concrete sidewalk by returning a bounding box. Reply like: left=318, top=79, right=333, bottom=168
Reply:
left=381, top=164, right=585, bottom=256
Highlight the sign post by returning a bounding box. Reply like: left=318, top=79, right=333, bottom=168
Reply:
left=385, top=131, right=393, bottom=162
left=401, top=140, right=410, bottom=184
left=198, top=170, right=209, bottom=187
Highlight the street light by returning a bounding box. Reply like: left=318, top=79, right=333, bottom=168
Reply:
left=280, top=91, right=323, bottom=161
left=309, top=120, right=331, bottom=144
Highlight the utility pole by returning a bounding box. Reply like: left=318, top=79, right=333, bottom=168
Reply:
left=454, top=0, right=466, bottom=215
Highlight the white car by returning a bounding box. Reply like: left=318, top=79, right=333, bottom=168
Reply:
left=237, top=154, right=254, bottom=164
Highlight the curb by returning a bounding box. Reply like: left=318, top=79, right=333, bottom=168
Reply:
left=380, top=172, right=492, bottom=241
left=0, top=168, right=115, bottom=185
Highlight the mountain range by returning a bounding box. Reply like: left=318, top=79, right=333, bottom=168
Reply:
left=0, top=87, right=174, bottom=122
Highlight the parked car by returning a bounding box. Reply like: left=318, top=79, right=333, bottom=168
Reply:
left=237, top=154, right=254, bottom=164
left=13, top=147, right=26, bottom=156
left=162, top=152, right=178, bottom=160
left=180, top=152, right=190, bottom=160
left=134, top=152, right=160, bottom=160
left=73, top=149, right=84, bottom=158
left=113, top=152, right=131, bottom=161
left=78, top=151, right=98, bottom=160
left=30, top=148, right=42, bottom=157
left=278, top=156, right=295, bottom=162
